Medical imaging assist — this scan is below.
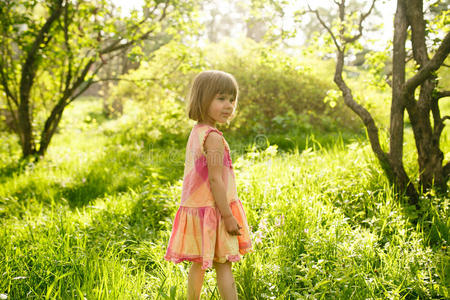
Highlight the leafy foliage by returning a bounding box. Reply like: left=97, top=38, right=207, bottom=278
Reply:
left=0, top=0, right=197, bottom=158
left=205, top=39, right=361, bottom=136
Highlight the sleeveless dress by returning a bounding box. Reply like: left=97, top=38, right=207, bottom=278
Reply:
left=164, top=123, right=253, bottom=270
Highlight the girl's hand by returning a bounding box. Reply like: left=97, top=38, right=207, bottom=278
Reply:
left=223, top=215, right=242, bottom=236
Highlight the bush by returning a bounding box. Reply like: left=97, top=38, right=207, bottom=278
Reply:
left=103, top=41, right=206, bottom=147
left=204, top=38, right=361, bottom=136
left=106, top=38, right=362, bottom=149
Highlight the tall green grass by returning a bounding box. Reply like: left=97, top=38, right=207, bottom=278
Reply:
left=0, top=97, right=448, bottom=299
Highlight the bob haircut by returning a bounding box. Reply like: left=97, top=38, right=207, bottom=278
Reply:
left=187, top=70, right=239, bottom=122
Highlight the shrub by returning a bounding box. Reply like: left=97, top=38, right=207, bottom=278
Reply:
left=204, top=38, right=361, bottom=135
left=107, top=38, right=361, bottom=146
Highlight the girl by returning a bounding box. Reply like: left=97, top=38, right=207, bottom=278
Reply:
left=164, top=70, right=252, bottom=299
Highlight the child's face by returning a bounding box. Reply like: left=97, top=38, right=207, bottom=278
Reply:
left=206, top=93, right=236, bottom=124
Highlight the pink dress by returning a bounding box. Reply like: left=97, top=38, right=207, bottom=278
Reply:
left=164, top=123, right=252, bottom=269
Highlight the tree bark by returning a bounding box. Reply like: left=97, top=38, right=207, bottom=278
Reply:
left=333, top=51, right=393, bottom=181
left=389, top=0, right=419, bottom=203
left=18, top=0, right=64, bottom=158
left=404, top=0, right=449, bottom=191
left=37, top=99, right=66, bottom=157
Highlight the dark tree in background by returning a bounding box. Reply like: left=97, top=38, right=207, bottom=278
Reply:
left=0, top=0, right=196, bottom=161
left=308, top=0, right=450, bottom=204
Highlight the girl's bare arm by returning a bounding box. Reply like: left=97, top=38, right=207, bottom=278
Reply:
left=204, top=132, right=241, bottom=235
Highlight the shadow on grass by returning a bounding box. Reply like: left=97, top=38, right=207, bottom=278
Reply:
left=0, top=141, right=185, bottom=218
left=0, top=161, right=22, bottom=183
left=0, top=154, right=43, bottom=184
left=61, top=142, right=185, bottom=209
left=81, top=183, right=177, bottom=272
left=227, top=129, right=365, bottom=154
left=320, top=174, right=449, bottom=249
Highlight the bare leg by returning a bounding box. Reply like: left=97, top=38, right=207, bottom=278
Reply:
left=214, top=261, right=238, bottom=300
left=187, top=262, right=206, bottom=300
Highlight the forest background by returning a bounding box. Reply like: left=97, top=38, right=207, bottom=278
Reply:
left=0, top=0, right=449, bottom=299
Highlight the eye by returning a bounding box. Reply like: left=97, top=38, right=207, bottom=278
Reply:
left=217, top=94, right=235, bottom=103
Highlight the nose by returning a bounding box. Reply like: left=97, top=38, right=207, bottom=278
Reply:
left=226, top=103, right=235, bottom=113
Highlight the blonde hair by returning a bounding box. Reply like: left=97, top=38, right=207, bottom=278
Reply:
left=187, top=70, right=239, bottom=121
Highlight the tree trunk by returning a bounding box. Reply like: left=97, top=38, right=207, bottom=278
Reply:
left=407, top=79, right=445, bottom=190
left=404, top=0, right=448, bottom=191
left=18, top=69, right=36, bottom=157
left=310, top=0, right=449, bottom=205
left=37, top=100, right=66, bottom=157
left=390, top=0, right=419, bottom=203
left=309, top=0, right=420, bottom=204
left=16, top=0, right=64, bottom=159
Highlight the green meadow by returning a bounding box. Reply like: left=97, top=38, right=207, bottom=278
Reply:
left=0, top=96, right=448, bottom=299
left=1, top=0, right=450, bottom=298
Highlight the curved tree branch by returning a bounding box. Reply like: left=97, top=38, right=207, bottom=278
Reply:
left=310, top=0, right=419, bottom=203
left=308, top=0, right=390, bottom=178
left=334, top=51, right=390, bottom=171
left=431, top=92, right=446, bottom=141
left=435, top=90, right=450, bottom=99
left=99, top=0, right=169, bottom=55
left=343, top=0, right=377, bottom=43
left=405, top=32, right=450, bottom=94
left=0, top=64, right=17, bottom=105
left=444, top=161, right=450, bottom=181
left=306, top=2, right=342, bottom=52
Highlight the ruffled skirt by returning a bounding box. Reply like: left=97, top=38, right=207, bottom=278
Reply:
left=164, top=199, right=252, bottom=270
